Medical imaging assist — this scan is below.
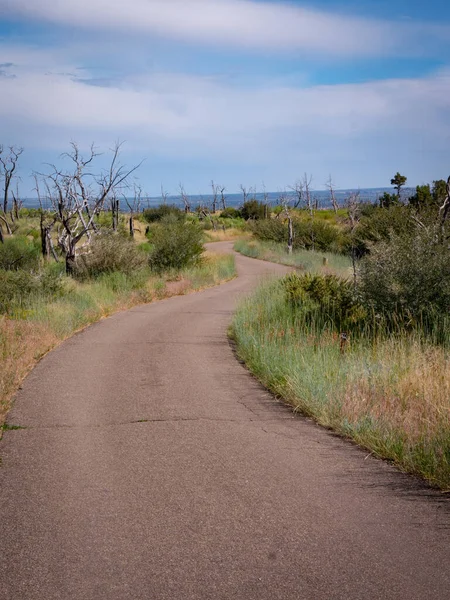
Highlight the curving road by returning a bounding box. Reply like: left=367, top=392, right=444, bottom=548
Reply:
left=0, top=242, right=449, bottom=600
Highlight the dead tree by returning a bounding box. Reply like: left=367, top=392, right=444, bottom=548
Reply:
left=0, top=145, right=23, bottom=216
left=40, top=142, right=141, bottom=274
left=211, top=180, right=220, bottom=213
left=161, top=184, right=169, bottom=206
left=326, top=176, right=339, bottom=214
left=279, top=191, right=294, bottom=254
left=439, top=176, right=450, bottom=235
left=240, top=184, right=249, bottom=205
left=110, top=191, right=120, bottom=232
left=179, top=184, right=191, bottom=213
left=346, top=191, right=361, bottom=286
left=35, top=176, right=58, bottom=261
left=220, top=186, right=227, bottom=210
left=125, top=184, right=142, bottom=238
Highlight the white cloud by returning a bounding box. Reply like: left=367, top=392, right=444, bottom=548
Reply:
left=2, top=0, right=448, bottom=58
left=0, top=48, right=449, bottom=158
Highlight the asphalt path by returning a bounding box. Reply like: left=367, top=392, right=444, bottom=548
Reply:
left=0, top=242, right=449, bottom=599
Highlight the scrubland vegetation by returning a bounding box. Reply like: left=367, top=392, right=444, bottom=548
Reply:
left=0, top=145, right=237, bottom=429
left=232, top=175, right=450, bottom=489
left=1, top=142, right=449, bottom=489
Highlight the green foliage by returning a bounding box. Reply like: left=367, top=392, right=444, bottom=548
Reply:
left=220, top=207, right=241, bottom=219
left=293, top=219, right=343, bottom=252
left=283, top=272, right=366, bottom=332
left=248, top=218, right=286, bottom=243
left=249, top=216, right=344, bottom=253
left=240, top=199, right=270, bottom=220
left=358, top=225, right=450, bottom=340
left=390, top=172, right=407, bottom=196
left=378, top=191, right=399, bottom=208
left=0, top=236, right=40, bottom=271
left=143, top=204, right=185, bottom=223
left=409, top=180, right=447, bottom=210
left=0, top=267, right=66, bottom=314
left=149, top=221, right=204, bottom=273
left=74, top=232, right=147, bottom=279
left=352, top=205, right=412, bottom=256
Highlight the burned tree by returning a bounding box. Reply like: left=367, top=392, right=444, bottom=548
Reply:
left=179, top=184, right=191, bottom=213
left=326, top=175, right=339, bottom=214
left=40, top=142, right=141, bottom=274
left=0, top=145, right=23, bottom=215
left=125, top=184, right=142, bottom=238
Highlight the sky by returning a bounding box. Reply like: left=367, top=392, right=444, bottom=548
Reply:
left=0, top=0, right=449, bottom=196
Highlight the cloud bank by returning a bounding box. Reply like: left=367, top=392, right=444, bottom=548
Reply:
left=1, top=0, right=448, bottom=58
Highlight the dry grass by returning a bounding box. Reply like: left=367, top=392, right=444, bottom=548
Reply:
left=204, top=228, right=248, bottom=242
left=232, top=279, right=450, bottom=489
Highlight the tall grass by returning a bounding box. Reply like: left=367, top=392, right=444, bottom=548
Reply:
left=0, top=254, right=235, bottom=429
left=231, top=278, right=450, bottom=490
left=234, top=238, right=352, bottom=277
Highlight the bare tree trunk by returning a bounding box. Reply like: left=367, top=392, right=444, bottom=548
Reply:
left=287, top=216, right=294, bottom=255
left=439, top=176, right=450, bottom=238
left=326, top=176, right=339, bottom=214
left=0, top=213, right=11, bottom=235
left=220, top=187, right=226, bottom=210
left=0, top=222, right=4, bottom=244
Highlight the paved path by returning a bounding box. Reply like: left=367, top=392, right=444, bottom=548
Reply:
left=1, top=242, right=449, bottom=599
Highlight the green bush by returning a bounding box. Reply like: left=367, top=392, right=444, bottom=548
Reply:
left=241, top=200, right=270, bottom=220
left=358, top=225, right=450, bottom=335
left=0, top=266, right=66, bottom=314
left=283, top=272, right=366, bottom=332
left=149, top=221, right=204, bottom=273
left=74, top=232, right=147, bottom=279
left=220, top=207, right=241, bottom=219
left=0, top=236, right=40, bottom=271
left=248, top=218, right=287, bottom=243
left=293, top=219, right=342, bottom=252
left=143, top=204, right=185, bottom=223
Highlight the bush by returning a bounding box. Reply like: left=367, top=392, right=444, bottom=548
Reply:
left=358, top=225, right=450, bottom=331
left=0, top=267, right=66, bottom=314
left=220, top=207, right=241, bottom=219
left=248, top=218, right=287, bottom=243
left=0, top=236, right=40, bottom=271
left=241, top=200, right=270, bottom=220
left=143, top=204, right=185, bottom=223
left=74, top=232, right=147, bottom=279
left=293, top=219, right=342, bottom=252
left=283, top=272, right=366, bottom=332
left=353, top=205, right=413, bottom=257
left=149, top=221, right=204, bottom=273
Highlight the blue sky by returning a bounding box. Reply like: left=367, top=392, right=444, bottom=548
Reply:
left=0, top=0, right=449, bottom=196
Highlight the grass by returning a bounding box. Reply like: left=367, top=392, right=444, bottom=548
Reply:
left=231, top=277, right=450, bottom=490
left=0, top=253, right=236, bottom=430
left=204, top=228, right=248, bottom=242
left=234, top=238, right=352, bottom=277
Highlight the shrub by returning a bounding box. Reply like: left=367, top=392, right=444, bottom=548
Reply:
left=241, top=200, right=270, bottom=220
left=0, top=236, right=40, bottom=271
left=74, top=232, right=147, bottom=279
left=220, top=207, right=241, bottom=219
left=293, top=219, right=342, bottom=252
left=283, top=272, right=366, bottom=332
left=248, top=218, right=287, bottom=243
left=0, top=267, right=65, bottom=314
left=143, top=204, right=185, bottom=223
left=358, top=225, right=450, bottom=333
left=149, top=221, right=204, bottom=273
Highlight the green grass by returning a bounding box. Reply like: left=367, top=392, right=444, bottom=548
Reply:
left=234, top=238, right=352, bottom=277
left=231, top=277, right=450, bottom=490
